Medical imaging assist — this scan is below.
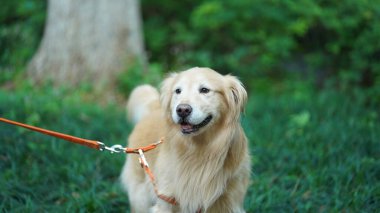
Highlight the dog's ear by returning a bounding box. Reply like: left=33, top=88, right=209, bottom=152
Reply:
left=224, top=75, right=247, bottom=124
left=160, top=73, right=178, bottom=112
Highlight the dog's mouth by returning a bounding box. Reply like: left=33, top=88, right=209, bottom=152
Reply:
left=180, top=115, right=213, bottom=134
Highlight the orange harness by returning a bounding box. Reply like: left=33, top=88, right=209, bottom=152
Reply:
left=0, top=117, right=178, bottom=206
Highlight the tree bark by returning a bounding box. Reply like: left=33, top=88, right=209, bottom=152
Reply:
left=28, top=0, right=146, bottom=89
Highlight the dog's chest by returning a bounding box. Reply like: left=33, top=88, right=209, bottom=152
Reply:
left=170, top=152, right=227, bottom=210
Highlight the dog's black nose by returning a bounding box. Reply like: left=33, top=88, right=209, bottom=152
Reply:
left=176, top=104, right=192, bottom=118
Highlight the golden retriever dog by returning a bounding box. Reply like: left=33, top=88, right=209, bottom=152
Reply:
left=121, top=67, right=251, bottom=213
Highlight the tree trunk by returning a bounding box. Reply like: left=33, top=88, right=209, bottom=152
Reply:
left=28, top=0, right=146, bottom=89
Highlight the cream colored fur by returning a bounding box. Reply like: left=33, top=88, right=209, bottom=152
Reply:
left=120, top=67, right=251, bottom=213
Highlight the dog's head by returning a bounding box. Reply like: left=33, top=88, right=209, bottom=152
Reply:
left=160, top=67, right=247, bottom=135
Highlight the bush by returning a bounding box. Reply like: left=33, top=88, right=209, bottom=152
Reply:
left=0, top=0, right=46, bottom=84
left=142, top=0, right=380, bottom=89
left=117, top=62, right=163, bottom=96
left=1, top=0, right=379, bottom=91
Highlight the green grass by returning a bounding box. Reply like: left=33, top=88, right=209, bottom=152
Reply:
left=0, top=81, right=379, bottom=212
left=0, top=86, right=130, bottom=212
left=244, top=81, right=380, bottom=212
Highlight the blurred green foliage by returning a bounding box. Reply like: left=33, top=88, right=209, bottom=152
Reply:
left=1, top=0, right=380, bottom=91
left=142, top=0, right=380, bottom=89
left=117, top=62, right=163, bottom=95
left=0, top=0, right=46, bottom=84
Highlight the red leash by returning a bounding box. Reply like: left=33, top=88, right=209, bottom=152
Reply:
left=0, top=117, right=178, bottom=206
left=0, top=117, right=102, bottom=149
left=0, top=117, right=161, bottom=153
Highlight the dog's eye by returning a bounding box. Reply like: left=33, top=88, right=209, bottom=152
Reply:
left=199, top=87, right=210, bottom=94
left=175, top=88, right=182, bottom=94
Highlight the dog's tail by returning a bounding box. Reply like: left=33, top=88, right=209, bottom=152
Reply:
left=126, top=84, right=160, bottom=125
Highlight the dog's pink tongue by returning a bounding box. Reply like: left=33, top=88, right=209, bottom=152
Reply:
left=181, top=124, right=193, bottom=130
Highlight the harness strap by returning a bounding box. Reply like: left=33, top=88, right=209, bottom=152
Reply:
left=137, top=149, right=178, bottom=205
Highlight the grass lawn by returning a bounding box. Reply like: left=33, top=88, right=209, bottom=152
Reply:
left=0, top=81, right=379, bottom=212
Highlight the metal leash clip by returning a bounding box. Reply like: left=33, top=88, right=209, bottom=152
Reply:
left=97, top=142, right=125, bottom=154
